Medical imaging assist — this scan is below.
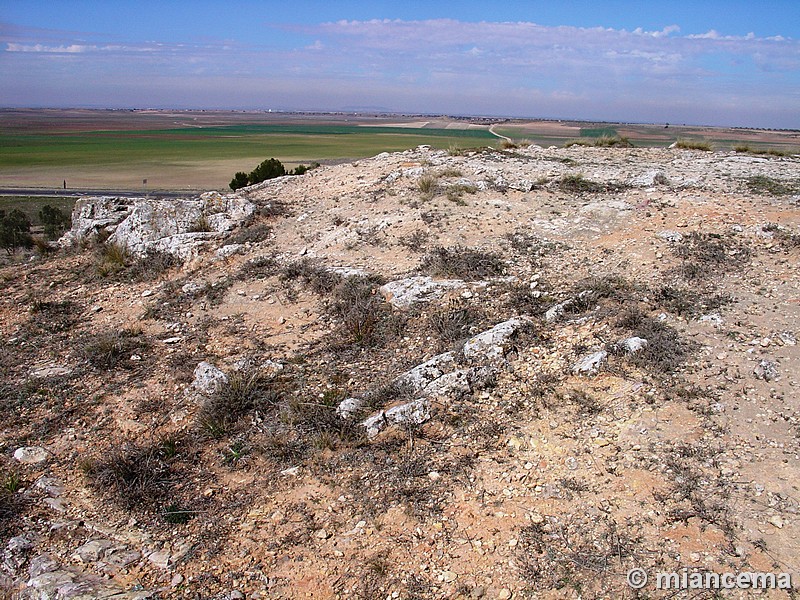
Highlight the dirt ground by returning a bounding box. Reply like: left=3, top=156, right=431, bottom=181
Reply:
left=1, top=143, right=799, bottom=599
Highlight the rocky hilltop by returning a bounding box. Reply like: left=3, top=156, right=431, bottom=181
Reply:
left=1, top=144, right=799, bottom=599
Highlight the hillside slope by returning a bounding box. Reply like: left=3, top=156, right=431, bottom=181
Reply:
left=2, top=145, right=799, bottom=599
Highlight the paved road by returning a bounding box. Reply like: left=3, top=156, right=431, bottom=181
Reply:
left=0, top=187, right=201, bottom=199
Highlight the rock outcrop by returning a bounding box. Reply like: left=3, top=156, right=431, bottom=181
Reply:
left=60, top=192, right=255, bottom=261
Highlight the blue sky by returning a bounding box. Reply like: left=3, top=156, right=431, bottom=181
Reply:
left=1, top=1, right=799, bottom=128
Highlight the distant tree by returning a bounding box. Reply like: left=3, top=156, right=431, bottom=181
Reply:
left=0, top=209, right=33, bottom=254
left=229, top=171, right=250, bottom=191
left=39, top=204, right=70, bottom=239
left=248, top=158, right=286, bottom=184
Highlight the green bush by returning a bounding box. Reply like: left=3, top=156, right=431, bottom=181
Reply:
left=249, top=158, right=286, bottom=184
left=38, top=205, right=70, bottom=239
left=229, top=171, right=249, bottom=191
left=0, top=209, right=33, bottom=254
left=229, top=158, right=287, bottom=191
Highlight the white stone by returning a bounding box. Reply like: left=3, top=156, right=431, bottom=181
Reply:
left=362, top=398, right=431, bottom=438
left=620, top=337, right=648, bottom=353
left=393, top=351, right=457, bottom=394
left=336, top=397, right=363, bottom=418
left=192, top=362, right=228, bottom=396
left=14, top=446, right=49, bottom=464
left=698, top=313, right=724, bottom=326
left=657, top=230, right=683, bottom=243
left=379, top=276, right=465, bottom=309
left=572, top=351, right=608, bottom=375
left=60, top=192, right=255, bottom=262
left=462, top=317, right=526, bottom=363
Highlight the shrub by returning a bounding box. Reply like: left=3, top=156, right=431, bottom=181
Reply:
left=226, top=223, right=272, bottom=245
left=428, top=301, right=483, bottom=342
left=565, top=136, right=632, bottom=148
left=95, top=244, right=177, bottom=281
left=734, top=145, right=789, bottom=157
left=235, top=255, right=278, bottom=281
left=672, top=231, right=751, bottom=279
left=398, top=230, right=430, bottom=252
left=504, top=231, right=560, bottom=263
left=229, top=171, right=250, bottom=191
left=653, top=285, right=731, bottom=317
left=29, top=298, right=80, bottom=333
left=197, top=369, right=284, bottom=437
left=79, top=329, right=149, bottom=370
left=188, top=213, right=213, bottom=233
left=39, top=205, right=71, bottom=239
left=280, top=258, right=342, bottom=295
left=249, top=158, right=286, bottom=184
left=229, top=158, right=287, bottom=191
left=746, top=175, right=797, bottom=196
left=615, top=308, right=692, bottom=374
left=125, top=249, right=179, bottom=281
left=327, top=276, right=403, bottom=348
left=417, top=173, right=439, bottom=198
left=83, top=441, right=174, bottom=510
left=420, top=246, right=506, bottom=280
left=558, top=173, right=604, bottom=193
left=291, top=162, right=320, bottom=176
left=0, top=209, right=33, bottom=254
left=0, top=470, right=23, bottom=535
left=95, top=242, right=130, bottom=276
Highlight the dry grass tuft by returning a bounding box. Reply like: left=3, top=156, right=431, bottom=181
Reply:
left=420, top=245, right=506, bottom=280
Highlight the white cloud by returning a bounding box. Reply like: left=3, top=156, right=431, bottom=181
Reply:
left=5, top=42, right=158, bottom=53
left=7, top=43, right=90, bottom=53
left=2, top=18, right=797, bottom=127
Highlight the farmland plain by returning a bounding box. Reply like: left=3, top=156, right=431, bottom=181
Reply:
left=1, top=109, right=798, bottom=198
left=0, top=109, right=499, bottom=193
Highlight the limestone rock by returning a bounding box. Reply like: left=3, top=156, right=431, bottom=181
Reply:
left=619, top=337, right=648, bottom=353
left=630, top=170, right=668, bottom=187
left=191, top=362, right=228, bottom=396
left=462, top=317, right=526, bottom=363
left=754, top=360, right=779, bottom=382
left=14, top=446, right=49, bottom=464
left=72, top=539, right=114, bottom=563
left=572, top=351, right=608, bottom=375
left=362, top=398, right=431, bottom=438
left=61, top=192, right=255, bottom=262
left=657, top=230, right=683, bottom=243
left=545, top=291, right=593, bottom=322
left=422, top=369, right=473, bottom=398
left=393, top=351, right=458, bottom=395
left=336, top=397, right=363, bottom=418
left=379, top=276, right=465, bottom=309
left=59, top=196, right=133, bottom=246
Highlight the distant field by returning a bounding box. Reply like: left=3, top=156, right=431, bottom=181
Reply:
left=1, top=110, right=798, bottom=192
left=0, top=111, right=498, bottom=192
left=494, top=121, right=800, bottom=151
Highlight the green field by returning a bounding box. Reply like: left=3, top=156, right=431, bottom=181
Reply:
left=0, top=124, right=498, bottom=167
left=0, top=118, right=498, bottom=191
